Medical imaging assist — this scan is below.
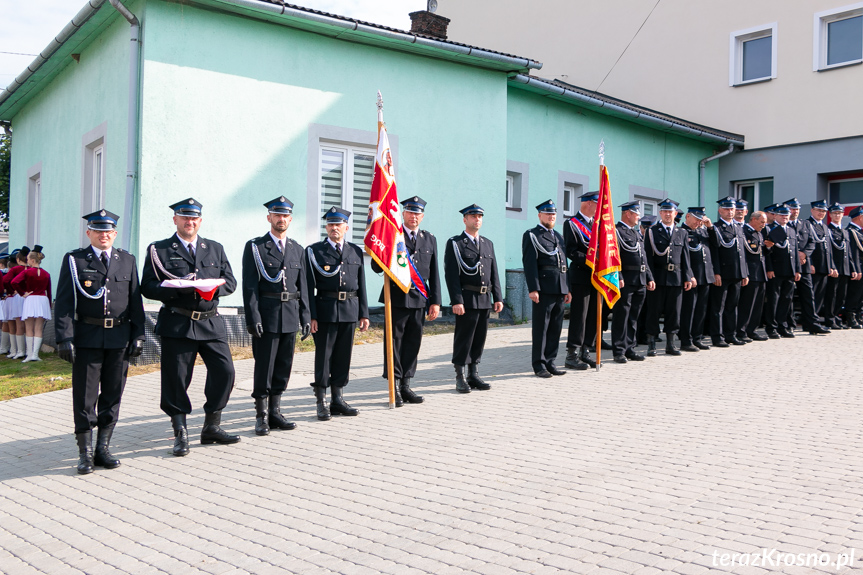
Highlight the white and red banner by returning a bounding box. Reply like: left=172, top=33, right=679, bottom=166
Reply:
left=364, top=92, right=428, bottom=298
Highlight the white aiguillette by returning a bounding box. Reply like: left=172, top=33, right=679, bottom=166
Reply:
left=160, top=278, right=226, bottom=301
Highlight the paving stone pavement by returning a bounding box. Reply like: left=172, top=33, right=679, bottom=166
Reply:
left=1, top=324, right=863, bottom=575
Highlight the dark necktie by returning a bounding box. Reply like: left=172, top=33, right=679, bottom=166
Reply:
left=188, top=242, right=195, bottom=259
left=277, top=240, right=283, bottom=253
left=335, top=243, right=342, bottom=257
left=101, top=252, right=109, bottom=269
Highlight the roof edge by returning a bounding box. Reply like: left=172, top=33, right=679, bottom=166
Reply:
left=510, top=74, right=745, bottom=147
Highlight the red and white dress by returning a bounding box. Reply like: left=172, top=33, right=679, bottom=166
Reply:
left=11, top=267, right=52, bottom=321
left=3, top=265, right=25, bottom=319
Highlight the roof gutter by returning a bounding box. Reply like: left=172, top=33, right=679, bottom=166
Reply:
left=699, top=144, right=736, bottom=207
left=510, top=74, right=744, bottom=147
left=214, top=0, right=542, bottom=71
left=108, top=0, right=141, bottom=252
left=0, top=0, right=108, bottom=111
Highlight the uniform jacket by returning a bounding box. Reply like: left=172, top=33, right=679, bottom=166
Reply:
left=443, top=232, right=503, bottom=309
left=681, top=224, right=715, bottom=285
left=4, top=265, right=25, bottom=296
left=242, top=234, right=310, bottom=334
left=371, top=229, right=442, bottom=308
left=306, top=240, right=368, bottom=323
left=141, top=234, right=237, bottom=340
left=616, top=221, right=653, bottom=287
left=742, top=224, right=769, bottom=281
left=828, top=223, right=853, bottom=277
left=522, top=225, right=568, bottom=295
left=11, top=267, right=52, bottom=299
left=54, top=247, right=145, bottom=349
left=645, top=223, right=692, bottom=286
left=766, top=223, right=801, bottom=278
left=709, top=219, right=748, bottom=280
left=788, top=219, right=814, bottom=275
left=846, top=223, right=863, bottom=275
left=563, top=212, right=594, bottom=286
left=806, top=217, right=835, bottom=273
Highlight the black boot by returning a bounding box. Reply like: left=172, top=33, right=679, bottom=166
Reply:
left=564, top=348, right=588, bottom=371
left=93, top=425, right=120, bottom=469
left=665, top=337, right=681, bottom=356
left=393, top=381, right=403, bottom=407
left=400, top=378, right=424, bottom=404
left=171, top=414, right=189, bottom=457
left=268, top=394, right=296, bottom=430
left=647, top=335, right=657, bottom=357
left=455, top=365, right=470, bottom=393
left=467, top=364, right=491, bottom=390
left=200, top=411, right=241, bottom=445
left=330, top=386, right=359, bottom=416
left=315, top=386, right=331, bottom=421
left=75, top=431, right=94, bottom=475
left=579, top=346, right=596, bottom=368
left=254, top=397, right=270, bottom=436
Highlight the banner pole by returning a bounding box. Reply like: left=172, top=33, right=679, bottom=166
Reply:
left=595, top=289, right=602, bottom=371
left=383, top=275, right=396, bottom=408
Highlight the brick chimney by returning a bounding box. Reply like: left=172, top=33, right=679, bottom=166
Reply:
left=409, top=10, right=451, bottom=40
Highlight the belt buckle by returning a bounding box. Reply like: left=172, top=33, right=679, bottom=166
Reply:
left=640, top=265, right=646, bottom=272
left=103, top=318, right=114, bottom=329
left=280, top=292, right=290, bottom=302
left=479, top=286, right=488, bottom=294
left=667, top=264, right=676, bottom=272
left=191, top=311, right=202, bottom=321
left=338, top=291, right=347, bottom=301
left=561, top=266, right=568, bottom=273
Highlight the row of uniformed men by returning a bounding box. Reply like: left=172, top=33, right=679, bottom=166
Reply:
left=59, top=196, right=505, bottom=475
left=525, top=193, right=863, bottom=377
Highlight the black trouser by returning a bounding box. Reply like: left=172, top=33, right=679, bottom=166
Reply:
left=452, top=308, right=490, bottom=365
left=531, top=293, right=566, bottom=372
left=611, top=284, right=645, bottom=357
left=72, top=347, right=128, bottom=434
left=566, top=283, right=596, bottom=349
left=845, top=277, right=863, bottom=323
left=159, top=337, right=235, bottom=416
left=793, top=273, right=820, bottom=329
left=312, top=321, right=356, bottom=389
left=824, top=275, right=849, bottom=326
left=737, top=280, right=766, bottom=336
left=252, top=331, right=297, bottom=399
left=383, top=307, right=426, bottom=380
left=812, top=272, right=830, bottom=318
left=765, top=276, right=795, bottom=332
left=709, top=278, right=742, bottom=341
left=680, top=284, right=710, bottom=345
left=646, top=285, right=683, bottom=336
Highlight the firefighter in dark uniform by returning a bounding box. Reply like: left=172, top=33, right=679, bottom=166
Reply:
left=824, top=203, right=856, bottom=329
left=563, top=191, right=599, bottom=370
left=679, top=207, right=714, bottom=351
left=708, top=196, right=749, bottom=346
left=844, top=206, right=863, bottom=328
left=242, top=196, right=310, bottom=436
left=371, top=196, right=442, bottom=405
left=636, top=215, right=658, bottom=346
left=522, top=199, right=571, bottom=378
left=444, top=204, right=504, bottom=393
left=807, top=199, right=838, bottom=325
left=306, top=207, right=370, bottom=419
left=611, top=201, right=654, bottom=363
left=644, top=198, right=694, bottom=356
left=736, top=211, right=770, bottom=341
left=141, top=198, right=239, bottom=457
left=764, top=204, right=800, bottom=338
left=54, top=210, right=145, bottom=474
left=786, top=198, right=829, bottom=334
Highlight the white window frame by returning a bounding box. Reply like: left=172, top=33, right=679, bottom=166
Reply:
left=637, top=198, right=658, bottom=217
left=734, top=179, right=771, bottom=211
left=814, top=3, right=863, bottom=71
left=505, top=175, right=515, bottom=208
left=317, top=142, right=376, bottom=243
left=26, top=166, right=42, bottom=247
left=81, top=122, right=107, bottom=244
left=562, top=184, right=579, bottom=218
left=729, top=22, right=778, bottom=86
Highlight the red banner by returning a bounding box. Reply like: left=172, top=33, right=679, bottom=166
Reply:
left=586, top=164, right=622, bottom=308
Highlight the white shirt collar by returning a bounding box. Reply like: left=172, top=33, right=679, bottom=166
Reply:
left=175, top=232, right=197, bottom=249
left=464, top=231, right=480, bottom=243
left=269, top=231, right=287, bottom=247
left=91, top=246, right=112, bottom=259
left=326, top=238, right=344, bottom=251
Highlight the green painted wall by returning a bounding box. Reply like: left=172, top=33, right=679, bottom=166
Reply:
left=7, top=4, right=137, bottom=279
left=504, top=87, right=720, bottom=269
left=137, top=0, right=508, bottom=306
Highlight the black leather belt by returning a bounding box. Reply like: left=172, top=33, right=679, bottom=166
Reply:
left=76, top=315, right=128, bottom=328
left=463, top=285, right=489, bottom=294
left=261, top=291, right=300, bottom=301
left=168, top=307, right=218, bottom=321
left=318, top=290, right=357, bottom=301
left=622, top=265, right=647, bottom=272
left=539, top=265, right=567, bottom=271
